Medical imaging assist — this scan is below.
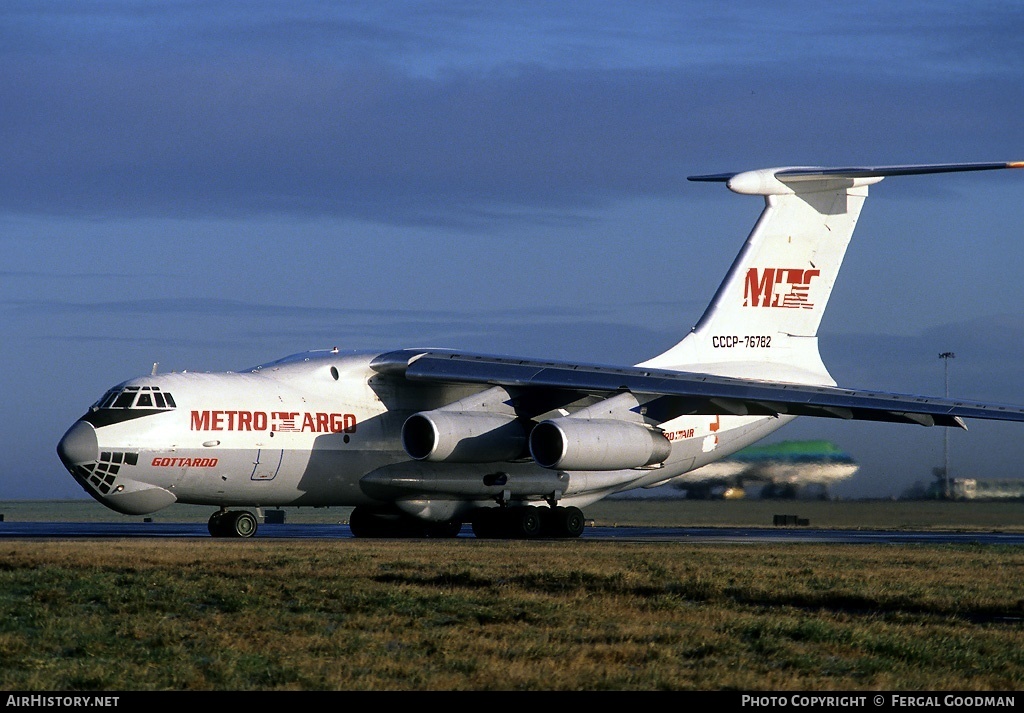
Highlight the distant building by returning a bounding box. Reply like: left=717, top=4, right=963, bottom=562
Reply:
left=668, top=440, right=858, bottom=500
left=904, top=475, right=1024, bottom=501
left=950, top=478, right=1024, bottom=501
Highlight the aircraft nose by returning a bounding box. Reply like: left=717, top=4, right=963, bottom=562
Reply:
left=57, top=420, right=99, bottom=468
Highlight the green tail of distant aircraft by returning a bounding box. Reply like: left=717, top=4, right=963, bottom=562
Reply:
left=668, top=440, right=858, bottom=499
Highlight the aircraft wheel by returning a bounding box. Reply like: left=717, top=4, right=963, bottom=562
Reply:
left=349, top=507, right=389, bottom=537
left=425, top=519, right=463, bottom=538
left=470, top=509, right=504, bottom=538
left=349, top=507, right=438, bottom=537
left=549, top=506, right=585, bottom=538
left=227, top=510, right=258, bottom=538
left=507, top=506, right=543, bottom=539
left=208, top=511, right=226, bottom=537
left=232, top=510, right=258, bottom=536
left=208, top=510, right=258, bottom=538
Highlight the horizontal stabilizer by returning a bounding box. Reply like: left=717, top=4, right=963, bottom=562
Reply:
left=689, top=161, right=1024, bottom=184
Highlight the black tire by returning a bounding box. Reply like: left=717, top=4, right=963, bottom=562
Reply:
left=470, top=509, right=504, bottom=539
left=508, top=506, right=543, bottom=538
left=208, top=511, right=226, bottom=537
left=209, top=510, right=258, bottom=538
left=350, top=507, right=451, bottom=538
left=425, top=519, right=463, bottom=538
left=553, top=506, right=585, bottom=538
left=349, top=506, right=389, bottom=537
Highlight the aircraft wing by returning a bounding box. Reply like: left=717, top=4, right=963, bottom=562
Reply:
left=371, top=349, right=1024, bottom=429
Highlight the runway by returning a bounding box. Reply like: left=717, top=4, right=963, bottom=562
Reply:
left=1, top=520, right=1022, bottom=545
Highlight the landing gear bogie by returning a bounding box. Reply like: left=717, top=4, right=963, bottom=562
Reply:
left=348, top=506, right=462, bottom=538
left=470, top=505, right=585, bottom=539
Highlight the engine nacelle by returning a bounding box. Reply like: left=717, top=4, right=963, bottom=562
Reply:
left=402, top=410, right=527, bottom=463
left=529, top=417, right=672, bottom=471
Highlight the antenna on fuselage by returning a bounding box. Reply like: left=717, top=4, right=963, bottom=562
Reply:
left=151, top=362, right=159, bottom=376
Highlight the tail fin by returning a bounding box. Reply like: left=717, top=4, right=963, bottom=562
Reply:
left=640, top=162, right=1024, bottom=385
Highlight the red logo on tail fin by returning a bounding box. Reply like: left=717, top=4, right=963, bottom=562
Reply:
left=743, top=268, right=820, bottom=308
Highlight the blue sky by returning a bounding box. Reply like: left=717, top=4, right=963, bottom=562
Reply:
left=3, top=1, right=1024, bottom=501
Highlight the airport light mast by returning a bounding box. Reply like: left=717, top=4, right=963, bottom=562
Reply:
left=940, top=352, right=956, bottom=498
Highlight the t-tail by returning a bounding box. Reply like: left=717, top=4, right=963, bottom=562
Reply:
left=640, top=161, right=1024, bottom=385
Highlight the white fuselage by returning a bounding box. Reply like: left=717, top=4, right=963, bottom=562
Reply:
left=60, top=350, right=790, bottom=519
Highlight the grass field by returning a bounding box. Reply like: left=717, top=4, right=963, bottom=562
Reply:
left=1, top=499, right=1023, bottom=691
left=1, top=538, right=1023, bottom=691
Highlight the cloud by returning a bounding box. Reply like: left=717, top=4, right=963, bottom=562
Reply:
left=16, top=294, right=668, bottom=364
left=2, top=55, right=1021, bottom=225
left=820, top=315, right=1024, bottom=404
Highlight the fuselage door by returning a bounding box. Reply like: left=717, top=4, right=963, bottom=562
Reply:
left=251, top=449, right=283, bottom=481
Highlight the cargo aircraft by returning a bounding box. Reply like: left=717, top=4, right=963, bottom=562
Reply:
left=57, top=161, right=1024, bottom=538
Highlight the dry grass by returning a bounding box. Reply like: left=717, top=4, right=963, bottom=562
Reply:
left=1, top=538, right=1023, bottom=691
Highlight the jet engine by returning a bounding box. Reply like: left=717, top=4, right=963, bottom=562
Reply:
left=402, top=410, right=527, bottom=462
left=529, top=417, right=671, bottom=471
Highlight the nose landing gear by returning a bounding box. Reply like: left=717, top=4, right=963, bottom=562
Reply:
left=208, top=509, right=259, bottom=538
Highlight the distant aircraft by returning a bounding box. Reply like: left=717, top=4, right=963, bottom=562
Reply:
left=57, top=161, right=1024, bottom=538
left=667, top=440, right=858, bottom=499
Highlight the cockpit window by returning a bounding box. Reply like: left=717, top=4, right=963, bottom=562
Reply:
left=93, top=385, right=176, bottom=411
left=112, top=389, right=137, bottom=408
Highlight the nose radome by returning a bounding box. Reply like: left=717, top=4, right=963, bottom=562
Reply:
left=57, top=420, right=99, bottom=467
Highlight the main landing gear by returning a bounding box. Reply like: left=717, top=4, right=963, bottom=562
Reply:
left=346, top=504, right=585, bottom=539
left=470, top=505, right=585, bottom=539
left=348, top=507, right=463, bottom=538
left=208, top=509, right=258, bottom=538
